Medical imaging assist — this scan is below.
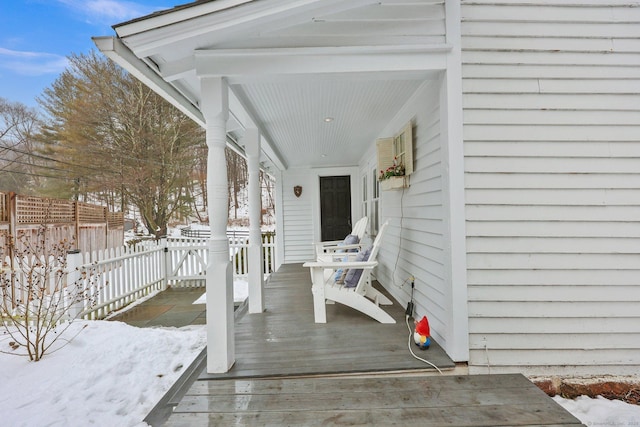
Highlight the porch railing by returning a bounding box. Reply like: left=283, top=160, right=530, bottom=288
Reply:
left=78, top=233, right=276, bottom=319
left=0, top=233, right=276, bottom=322
left=74, top=245, right=166, bottom=320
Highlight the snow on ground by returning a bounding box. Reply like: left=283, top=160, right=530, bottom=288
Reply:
left=554, top=395, right=640, bottom=426
left=0, top=320, right=206, bottom=427
left=193, top=279, right=248, bottom=305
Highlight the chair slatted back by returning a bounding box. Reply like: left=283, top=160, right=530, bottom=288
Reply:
left=352, top=220, right=389, bottom=294
left=351, top=217, right=369, bottom=240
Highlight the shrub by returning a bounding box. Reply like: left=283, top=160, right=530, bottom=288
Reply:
left=0, top=225, right=102, bottom=361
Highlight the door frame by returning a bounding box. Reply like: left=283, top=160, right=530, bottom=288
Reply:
left=311, top=167, right=360, bottom=244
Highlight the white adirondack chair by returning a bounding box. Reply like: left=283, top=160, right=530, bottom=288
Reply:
left=303, top=221, right=395, bottom=324
left=314, top=216, right=369, bottom=259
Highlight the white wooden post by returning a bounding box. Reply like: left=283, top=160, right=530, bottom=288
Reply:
left=65, top=250, right=84, bottom=320
left=244, top=128, right=264, bottom=313
left=161, top=237, right=169, bottom=291
left=310, top=267, right=327, bottom=323
left=200, top=77, right=235, bottom=373
left=441, top=0, right=469, bottom=362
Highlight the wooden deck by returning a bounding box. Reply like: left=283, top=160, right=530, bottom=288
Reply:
left=166, top=374, right=582, bottom=426
left=202, top=263, right=455, bottom=380
left=154, top=263, right=583, bottom=426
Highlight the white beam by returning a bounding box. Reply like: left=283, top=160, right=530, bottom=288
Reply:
left=225, top=69, right=439, bottom=85
left=201, top=77, right=235, bottom=374
left=195, top=45, right=451, bottom=79
left=159, top=56, right=194, bottom=82
left=244, top=128, right=265, bottom=314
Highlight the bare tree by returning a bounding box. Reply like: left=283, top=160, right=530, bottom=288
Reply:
left=225, top=148, right=248, bottom=222
left=37, top=51, right=205, bottom=237
left=0, top=98, right=43, bottom=193
left=260, top=170, right=275, bottom=226
left=190, top=145, right=208, bottom=223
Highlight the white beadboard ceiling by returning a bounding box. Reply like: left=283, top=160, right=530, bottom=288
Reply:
left=233, top=76, right=430, bottom=168
left=105, top=0, right=446, bottom=170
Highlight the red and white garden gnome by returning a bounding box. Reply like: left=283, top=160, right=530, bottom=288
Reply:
left=413, top=315, right=431, bottom=350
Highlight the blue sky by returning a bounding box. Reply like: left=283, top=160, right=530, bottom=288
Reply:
left=0, top=0, right=178, bottom=108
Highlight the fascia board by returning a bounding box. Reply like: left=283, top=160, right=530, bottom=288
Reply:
left=114, top=0, right=256, bottom=37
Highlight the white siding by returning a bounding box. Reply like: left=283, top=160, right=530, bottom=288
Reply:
left=281, top=169, right=315, bottom=263
left=462, top=0, right=640, bottom=375
left=281, top=167, right=361, bottom=264
left=369, top=80, right=451, bottom=349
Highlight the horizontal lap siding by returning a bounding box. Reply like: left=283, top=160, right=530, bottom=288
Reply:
left=376, top=81, right=449, bottom=347
left=461, top=0, right=640, bottom=375
left=282, top=170, right=315, bottom=263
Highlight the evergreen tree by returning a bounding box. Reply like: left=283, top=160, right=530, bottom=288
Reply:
left=37, top=51, right=205, bottom=237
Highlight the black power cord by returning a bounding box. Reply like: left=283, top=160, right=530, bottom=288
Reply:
left=405, top=278, right=415, bottom=317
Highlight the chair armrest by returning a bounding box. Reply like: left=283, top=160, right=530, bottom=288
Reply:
left=317, top=252, right=361, bottom=263
left=316, top=240, right=343, bottom=247
left=303, top=260, right=378, bottom=269
left=321, top=243, right=362, bottom=252
left=315, top=241, right=339, bottom=255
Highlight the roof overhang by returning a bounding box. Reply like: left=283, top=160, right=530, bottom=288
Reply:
left=94, top=0, right=450, bottom=171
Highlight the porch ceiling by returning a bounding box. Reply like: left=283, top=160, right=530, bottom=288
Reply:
left=230, top=75, right=432, bottom=169
left=94, top=0, right=447, bottom=170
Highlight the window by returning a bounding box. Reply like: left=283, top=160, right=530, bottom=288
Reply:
left=361, top=173, right=368, bottom=221
left=361, top=166, right=380, bottom=237
left=371, top=167, right=380, bottom=237
left=393, top=121, right=413, bottom=175
left=376, top=120, right=414, bottom=178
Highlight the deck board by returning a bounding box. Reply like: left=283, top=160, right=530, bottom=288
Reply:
left=166, top=375, right=582, bottom=427
left=200, top=263, right=455, bottom=380
left=158, top=264, right=583, bottom=426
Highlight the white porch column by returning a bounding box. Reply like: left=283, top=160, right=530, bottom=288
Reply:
left=441, top=0, right=469, bottom=362
left=244, top=128, right=265, bottom=313
left=200, top=77, right=235, bottom=373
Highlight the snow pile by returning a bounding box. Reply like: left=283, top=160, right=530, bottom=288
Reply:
left=0, top=321, right=206, bottom=427
left=554, top=395, right=640, bottom=426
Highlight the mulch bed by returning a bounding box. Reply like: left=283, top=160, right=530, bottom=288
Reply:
left=532, top=376, right=640, bottom=405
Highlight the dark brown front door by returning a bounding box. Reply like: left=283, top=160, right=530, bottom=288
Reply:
left=320, top=176, right=352, bottom=241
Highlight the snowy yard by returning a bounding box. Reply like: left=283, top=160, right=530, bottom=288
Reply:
left=0, top=321, right=206, bottom=427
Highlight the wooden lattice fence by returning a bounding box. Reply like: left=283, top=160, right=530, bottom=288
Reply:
left=0, top=192, right=124, bottom=257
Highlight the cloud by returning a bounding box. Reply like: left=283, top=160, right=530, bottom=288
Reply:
left=56, top=0, right=165, bottom=24
left=0, top=47, right=69, bottom=76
